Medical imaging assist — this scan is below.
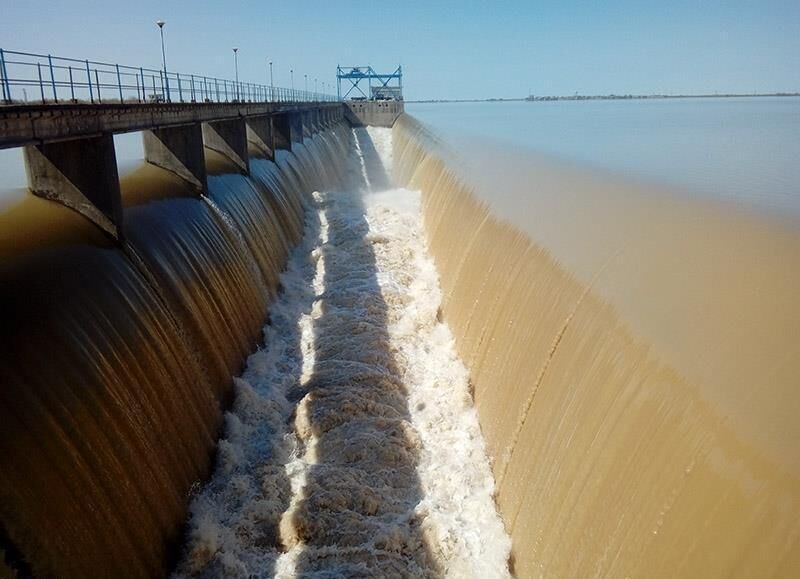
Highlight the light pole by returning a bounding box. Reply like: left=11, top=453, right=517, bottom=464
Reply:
left=156, top=20, right=170, bottom=102
left=290, top=68, right=294, bottom=100
left=269, top=60, right=273, bottom=101
left=233, top=48, right=239, bottom=101
left=314, top=77, right=317, bottom=99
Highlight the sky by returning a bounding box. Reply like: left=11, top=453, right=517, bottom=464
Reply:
left=1, top=0, right=798, bottom=100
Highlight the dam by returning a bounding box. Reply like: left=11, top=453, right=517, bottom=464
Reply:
left=2, top=51, right=800, bottom=579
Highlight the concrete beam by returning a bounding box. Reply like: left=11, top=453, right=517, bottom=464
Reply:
left=245, top=115, right=274, bottom=161
left=272, top=113, right=292, bottom=152
left=202, top=118, right=249, bottom=174
left=23, top=133, right=122, bottom=239
left=0, top=102, right=349, bottom=151
left=143, top=123, right=207, bottom=192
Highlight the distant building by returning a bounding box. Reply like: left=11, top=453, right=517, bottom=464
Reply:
left=371, top=86, right=403, bottom=101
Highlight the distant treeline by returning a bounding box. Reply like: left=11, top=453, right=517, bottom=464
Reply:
left=407, top=92, right=800, bottom=104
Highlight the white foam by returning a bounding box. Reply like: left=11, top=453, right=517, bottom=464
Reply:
left=173, top=127, right=511, bottom=578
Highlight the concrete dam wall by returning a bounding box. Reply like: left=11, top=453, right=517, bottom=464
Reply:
left=0, top=122, right=354, bottom=576
left=392, top=114, right=800, bottom=578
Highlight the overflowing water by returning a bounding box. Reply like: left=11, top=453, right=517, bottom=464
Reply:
left=0, top=126, right=352, bottom=576
left=173, top=127, right=511, bottom=578
left=392, top=115, right=800, bottom=578
left=6, top=98, right=794, bottom=577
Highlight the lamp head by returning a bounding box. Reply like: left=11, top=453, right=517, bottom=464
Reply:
left=156, top=20, right=165, bottom=28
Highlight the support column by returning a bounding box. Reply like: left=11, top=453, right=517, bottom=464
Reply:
left=245, top=115, right=274, bottom=161
left=24, top=133, right=122, bottom=239
left=302, top=111, right=312, bottom=139
left=290, top=112, right=304, bottom=145
left=272, top=113, right=292, bottom=152
left=202, top=118, right=249, bottom=174
left=143, top=123, right=207, bottom=192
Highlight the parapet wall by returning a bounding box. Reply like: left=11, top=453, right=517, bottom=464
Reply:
left=392, top=114, right=800, bottom=578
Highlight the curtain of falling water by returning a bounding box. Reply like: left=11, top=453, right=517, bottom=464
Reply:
left=0, top=123, right=354, bottom=577
left=392, top=115, right=800, bottom=579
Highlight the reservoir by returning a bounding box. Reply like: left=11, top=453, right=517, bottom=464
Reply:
left=409, top=97, right=800, bottom=217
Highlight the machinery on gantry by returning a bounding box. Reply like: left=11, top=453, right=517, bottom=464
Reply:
left=336, top=65, right=403, bottom=101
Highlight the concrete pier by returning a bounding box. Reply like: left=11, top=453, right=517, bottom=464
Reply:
left=290, top=112, right=304, bottom=144
left=202, top=118, right=250, bottom=174
left=23, top=133, right=123, bottom=238
left=143, top=124, right=207, bottom=192
left=272, top=113, right=292, bottom=151
left=7, top=101, right=347, bottom=240
left=245, top=115, right=274, bottom=160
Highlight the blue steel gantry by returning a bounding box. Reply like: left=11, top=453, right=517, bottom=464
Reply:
left=336, top=65, right=403, bottom=101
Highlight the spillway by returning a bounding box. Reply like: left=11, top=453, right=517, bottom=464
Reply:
left=392, top=115, right=800, bottom=578
left=0, top=124, right=354, bottom=576
left=173, top=127, right=510, bottom=578
left=2, top=107, right=798, bottom=578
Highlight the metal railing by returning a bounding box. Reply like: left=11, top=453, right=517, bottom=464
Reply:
left=0, top=48, right=337, bottom=105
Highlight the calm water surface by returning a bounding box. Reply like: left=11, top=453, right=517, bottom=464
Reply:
left=408, top=97, right=800, bottom=216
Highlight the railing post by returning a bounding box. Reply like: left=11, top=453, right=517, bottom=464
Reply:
left=190, top=74, right=196, bottom=102
left=48, top=55, right=58, bottom=103
left=224, top=79, right=228, bottom=102
left=140, top=68, right=145, bottom=102
left=95, top=69, right=101, bottom=103
left=215, top=78, right=219, bottom=102
left=116, top=64, right=123, bottom=103
left=37, top=62, right=45, bottom=103
left=177, top=73, right=183, bottom=102
left=68, top=66, right=75, bottom=102
left=0, top=48, right=10, bottom=103
left=86, top=60, right=94, bottom=103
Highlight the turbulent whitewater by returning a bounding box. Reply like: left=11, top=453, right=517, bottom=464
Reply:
left=172, top=128, right=511, bottom=578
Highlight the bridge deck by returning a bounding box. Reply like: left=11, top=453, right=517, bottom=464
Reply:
left=0, top=101, right=341, bottom=149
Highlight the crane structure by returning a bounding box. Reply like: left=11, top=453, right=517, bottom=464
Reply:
left=336, top=65, right=403, bottom=101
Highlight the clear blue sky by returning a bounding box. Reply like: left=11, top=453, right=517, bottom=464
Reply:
left=1, top=0, right=798, bottom=99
